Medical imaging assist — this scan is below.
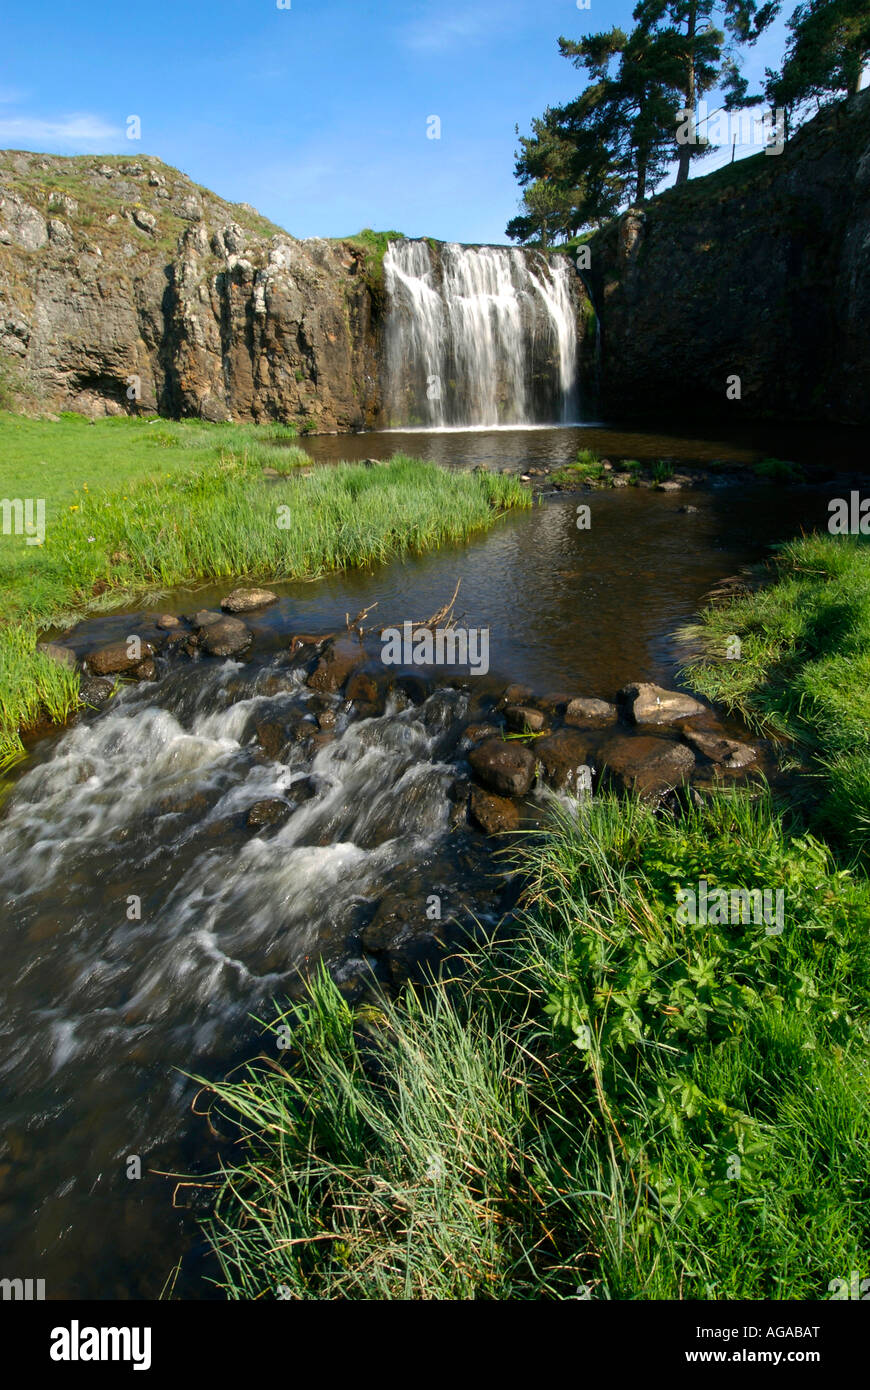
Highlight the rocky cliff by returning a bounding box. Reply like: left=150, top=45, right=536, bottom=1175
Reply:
left=585, top=89, right=870, bottom=427
left=0, top=151, right=381, bottom=429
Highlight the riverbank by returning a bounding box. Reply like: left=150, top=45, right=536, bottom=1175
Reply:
left=200, top=531, right=870, bottom=1301
left=0, top=412, right=528, bottom=767
left=684, top=533, right=870, bottom=867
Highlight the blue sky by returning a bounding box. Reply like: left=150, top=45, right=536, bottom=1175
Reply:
left=2, top=0, right=802, bottom=243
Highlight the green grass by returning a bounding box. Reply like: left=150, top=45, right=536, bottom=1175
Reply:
left=551, top=447, right=607, bottom=487
left=200, top=790, right=870, bottom=1300
left=338, top=228, right=405, bottom=294
left=682, top=533, right=870, bottom=864
left=753, top=457, right=805, bottom=484
left=0, top=411, right=303, bottom=519
left=651, top=459, right=674, bottom=484
left=0, top=414, right=529, bottom=766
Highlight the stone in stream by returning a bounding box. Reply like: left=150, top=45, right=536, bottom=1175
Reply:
left=191, top=609, right=223, bottom=629
left=200, top=615, right=252, bottom=657
left=504, top=704, right=548, bottom=734
left=307, top=636, right=366, bottom=693
left=535, top=730, right=595, bottom=793
left=468, top=786, right=521, bottom=834
left=391, top=673, right=432, bottom=706
left=564, top=696, right=618, bottom=728
left=620, top=681, right=706, bottom=725
left=35, top=642, right=76, bottom=668
left=500, top=682, right=533, bottom=707
left=220, top=587, right=278, bottom=613
left=254, top=711, right=312, bottom=760
left=345, top=669, right=380, bottom=705
left=599, top=734, right=695, bottom=801
left=462, top=722, right=501, bottom=747
left=78, top=675, right=115, bottom=706
left=84, top=638, right=157, bottom=676
left=246, top=798, right=290, bottom=830
left=682, top=727, right=757, bottom=768
left=155, top=614, right=182, bottom=630
left=469, top=737, right=536, bottom=797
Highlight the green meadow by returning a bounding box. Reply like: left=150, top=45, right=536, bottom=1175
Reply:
left=0, top=412, right=529, bottom=767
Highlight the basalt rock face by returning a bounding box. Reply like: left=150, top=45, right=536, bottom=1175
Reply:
left=0, top=151, right=381, bottom=428
left=585, top=90, right=870, bottom=427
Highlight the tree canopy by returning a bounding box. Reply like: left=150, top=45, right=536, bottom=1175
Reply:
left=506, top=0, right=866, bottom=246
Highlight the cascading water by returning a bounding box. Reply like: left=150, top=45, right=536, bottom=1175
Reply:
left=0, top=649, right=505, bottom=1296
left=382, top=240, right=580, bottom=428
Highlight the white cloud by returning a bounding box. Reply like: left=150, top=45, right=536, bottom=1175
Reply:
left=0, top=113, right=122, bottom=147
left=398, top=7, right=492, bottom=54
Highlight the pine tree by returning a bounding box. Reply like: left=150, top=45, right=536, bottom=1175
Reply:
left=768, top=0, right=870, bottom=115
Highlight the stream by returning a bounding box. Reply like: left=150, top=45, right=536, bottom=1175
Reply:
left=0, top=465, right=842, bottom=1299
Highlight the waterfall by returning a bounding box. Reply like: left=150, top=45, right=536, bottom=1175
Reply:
left=382, top=239, right=580, bottom=428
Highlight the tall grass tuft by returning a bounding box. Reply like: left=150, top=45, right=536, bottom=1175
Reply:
left=200, top=790, right=870, bottom=1300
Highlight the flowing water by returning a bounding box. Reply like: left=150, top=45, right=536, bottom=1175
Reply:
left=0, top=480, right=839, bottom=1300
left=382, top=241, right=579, bottom=427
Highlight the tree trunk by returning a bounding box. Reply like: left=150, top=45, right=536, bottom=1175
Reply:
left=676, top=3, right=697, bottom=186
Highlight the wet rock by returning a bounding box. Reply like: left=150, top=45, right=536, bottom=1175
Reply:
left=221, top=587, right=278, bottom=613
left=246, top=798, right=290, bottom=830
left=564, top=696, right=618, bottom=727
left=84, top=638, right=157, bottom=676
left=535, top=730, right=594, bottom=793
left=683, top=727, right=757, bottom=768
left=307, top=636, right=366, bottom=693
left=620, top=681, right=706, bottom=725
left=78, top=675, right=115, bottom=707
left=469, top=737, right=536, bottom=797
left=500, top=682, right=533, bottom=706
left=504, top=704, right=548, bottom=734
left=191, top=609, right=223, bottom=629
left=162, top=630, right=189, bottom=649
left=345, top=669, right=380, bottom=704
left=308, top=729, right=336, bottom=754
left=463, top=722, right=501, bottom=746
left=599, top=734, right=696, bottom=800
left=317, top=708, right=337, bottom=730
left=200, top=616, right=252, bottom=657
left=35, top=642, right=76, bottom=668
left=254, top=714, right=310, bottom=759
left=155, top=614, right=182, bottom=630
left=289, top=775, right=318, bottom=805
left=391, top=673, right=432, bottom=706
left=360, top=901, right=411, bottom=954
left=289, top=632, right=329, bottom=657
left=537, top=692, right=572, bottom=714
left=348, top=700, right=380, bottom=721
left=468, top=786, right=521, bottom=834
left=157, top=790, right=211, bottom=817
left=133, top=658, right=157, bottom=681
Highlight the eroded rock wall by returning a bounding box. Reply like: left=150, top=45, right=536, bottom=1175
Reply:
left=585, top=89, right=870, bottom=426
